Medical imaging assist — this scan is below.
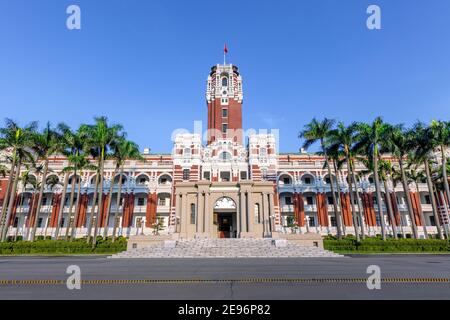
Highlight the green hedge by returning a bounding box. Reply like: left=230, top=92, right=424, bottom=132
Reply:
left=0, top=237, right=127, bottom=255
left=324, top=238, right=450, bottom=253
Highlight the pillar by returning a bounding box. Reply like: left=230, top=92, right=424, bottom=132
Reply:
left=247, top=191, right=253, bottom=233
left=240, top=191, right=247, bottom=234
left=145, top=192, right=157, bottom=227
left=262, top=192, right=270, bottom=237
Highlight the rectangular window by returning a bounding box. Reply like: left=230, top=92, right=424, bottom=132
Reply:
left=222, top=108, right=228, bottom=117
left=240, top=171, right=247, bottom=180
left=190, top=204, right=196, bottom=225
left=183, top=169, right=190, bottom=181
left=424, top=195, right=431, bottom=204
left=306, top=197, right=313, bottom=205
left=304, top=177, right=311, bottom=184
left=429, top=216, right=436, bottom=226
left=308, top=216, right=315, bottom=227
left=220, top=171, right=231, bottom=182
left=222, top=123, right=228, bottom=134
left=158, top=197, right=166, bottom=206
left=285, top=196, right=292, bottom=205
left=328, top=197, right=334, bottom=205
left=203, top=171, right=211, bottom=181
left=137, top=197, right=145, bottom=206
left=42, top=197, right=47, bottom=206
left=59, top=218, right=64, bottom=228
left=260, top=148, right=267, bottom=157
left=13, top=217, right=19, bottom=228
left=330, top=216, right=337, bottom=227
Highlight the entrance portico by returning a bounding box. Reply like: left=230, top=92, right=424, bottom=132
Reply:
left=174, top=181, right=277, bottom=239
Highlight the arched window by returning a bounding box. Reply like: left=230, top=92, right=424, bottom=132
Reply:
left=254, top=204, right=260, bottom=223
left=222, top=77, right=228, bottom=87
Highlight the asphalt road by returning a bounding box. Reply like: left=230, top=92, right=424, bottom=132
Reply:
left=0, top=255, right=449, bottom=300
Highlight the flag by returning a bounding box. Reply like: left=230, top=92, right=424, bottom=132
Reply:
left=224, top=43, right=228, bottom=54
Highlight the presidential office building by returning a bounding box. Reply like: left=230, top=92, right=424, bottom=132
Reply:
left=0, top=62, right=448, bottom=240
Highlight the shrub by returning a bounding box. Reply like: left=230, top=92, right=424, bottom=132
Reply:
left=0, top=238, right=127, bottom=255
left=324, top=237, right=450, bottom=253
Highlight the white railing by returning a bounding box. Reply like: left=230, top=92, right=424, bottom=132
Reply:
left=280, top=204, right=294, bottom=213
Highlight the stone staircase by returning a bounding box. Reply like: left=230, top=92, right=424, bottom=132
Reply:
left=110, top=238, right=344, bottom=258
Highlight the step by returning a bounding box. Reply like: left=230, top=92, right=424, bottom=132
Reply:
left=110, top=239, right=344, bottom=259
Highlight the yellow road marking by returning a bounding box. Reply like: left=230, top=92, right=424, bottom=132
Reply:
left=0, top=278, right=449, bottom=285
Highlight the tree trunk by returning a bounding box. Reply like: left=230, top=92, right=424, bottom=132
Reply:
left=333, top=161, right=346, bottom=236
left=345, top=154, right=360, bottom=241
left=373, top=146, right=387, bottom=240
left=1, top=158, right=21, bottom=242
left=112, top=166, right=124, bottom=242
left=424, top=160, right=443, bottom=239
left=54, top=172, right=69, bottom=240
left=92, top=157, right=105, bottom=248
left=399, top=159, right=418, bottom=238
left=13, top=193, right=23, bottom=242
left=103, top=167, right=118, bottom=238
left=64, top=171, right=77, bottom=240
left=86, top=171, right=100, bottom=244
left=70, top=175, right=83, bottom=241
left=382, top=178, right=398, bottom=239
left=30, top=159, right=49, bottom=241
left=321, top=140, right=342, bottom=239
left=441, top=147, right=450, bottom=215
left=0, top=151, right=16, bottom=239
left=350, top=162, right=365, bottom=239
left=414, top=181, right=428, bottom=239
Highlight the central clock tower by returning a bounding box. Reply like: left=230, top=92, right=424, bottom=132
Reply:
left=206, top=64, right=243, bottom=145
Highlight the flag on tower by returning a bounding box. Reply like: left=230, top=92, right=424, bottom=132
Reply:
left=224, top=43, right=228, bottom=54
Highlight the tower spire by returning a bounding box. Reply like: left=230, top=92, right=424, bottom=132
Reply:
left=223, top=43, right=228, bottom=65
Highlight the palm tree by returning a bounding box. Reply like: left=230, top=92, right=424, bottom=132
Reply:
left=68, top=154, right=96, bottom=241
left=429, top=120, right=450, bottom=214
left=382, top=125, right=418, bottom=238
left=56, top=124, right=89, bottom=240
left=29, top=123, right=63, bottom=241
left=410, top=122, right=443, bottom=239
left=354, top=117, right=388, bottom=240
left=82, top=117, right=124, bottom=247
left=110, top=139, right=142, bottom=242
left=0, top=119, right=37, bottom=241
left=299, top=118, right=343, bottom=239
left=378, top=160, right=399, bottom=239
left=327, top=122, right=364, bottom=241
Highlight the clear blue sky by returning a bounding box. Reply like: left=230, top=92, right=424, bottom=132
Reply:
left=1, top=0, right=449, bottom=153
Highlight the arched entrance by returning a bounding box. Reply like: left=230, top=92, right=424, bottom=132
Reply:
left=214, top=197, right=237, bottom=238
